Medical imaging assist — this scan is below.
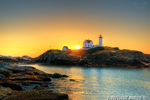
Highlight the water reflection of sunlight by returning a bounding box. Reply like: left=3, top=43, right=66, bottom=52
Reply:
left=18, top=64, right=150, bottom=100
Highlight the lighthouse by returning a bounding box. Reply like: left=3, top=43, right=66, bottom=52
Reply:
left=99, top=35, right=103, bottom=47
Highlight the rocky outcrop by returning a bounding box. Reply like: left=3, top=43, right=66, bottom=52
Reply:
left=0, top=63, right=69, bottom=100
left=0, top=87, right=13, bottom=100
left=51, top=73, right=68, bottom=78
left=81, top=49, right=150, bottom=68
left=35, top=48, right=150, bottom=68
left=35, top=50, right=81, bottom=65
left=0, top=74, right=5, bottom=79
left=3, top=86, right=68, bottom=100
left=0, top=68, right=12, bottom=77
left=0, top=80, right=23, bottom=91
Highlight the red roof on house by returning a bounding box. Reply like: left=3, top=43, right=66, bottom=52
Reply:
left=63, top=46, right=68, bottom=49
left=85, top=40, right=92, bottom=43
left=99, top=35, right=103, bottom=38
left=67, top=49, right=72, bottom=54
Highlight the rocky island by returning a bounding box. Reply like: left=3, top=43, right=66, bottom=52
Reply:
left=0, top=46, right=150, bottom=100
left=35, top=46, right=150, bottom=68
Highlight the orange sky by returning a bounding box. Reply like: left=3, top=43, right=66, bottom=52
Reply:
left=0, top=0, right=150, bottom=57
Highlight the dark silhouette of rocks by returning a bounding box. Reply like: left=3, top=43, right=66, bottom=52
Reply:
left=0, top=55, right=33, bottom=63
left=35, top=47, right=150, bottom=68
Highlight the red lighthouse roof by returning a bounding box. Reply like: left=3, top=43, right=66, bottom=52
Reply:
left=99, top=35, right=103, bottom=38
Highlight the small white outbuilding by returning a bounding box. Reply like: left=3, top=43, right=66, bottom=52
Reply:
left=62, top=46, right=68, bottom=51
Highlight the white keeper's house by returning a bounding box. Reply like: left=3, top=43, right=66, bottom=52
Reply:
left=82, top=35, right=103, bottom=50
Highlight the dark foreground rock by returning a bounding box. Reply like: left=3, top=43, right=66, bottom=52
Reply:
left=0, top=55, right=33, bottom=63
left=0, top=80, right=23, bottom=91
left=3, top=86, right=68, bottom=100
left=0, top=63, right=69, bottom=100
left=0, top=87, right=13, bottom=100
left=0, top=68, right=12, bottom=77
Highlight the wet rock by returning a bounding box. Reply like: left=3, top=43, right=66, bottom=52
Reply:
left=3, top=86, right=68, bottom=100
left=61, top=74, right=68, bottom=77
left=32, top=85, right=45, bottom=90
left=40, top=83, right=49, bottom=87
left=48, top=73, right=53, bottom=77
left=40, top=77, right=51, bottom=81
left=0, top=74, right=5, bottom=79
left=11, top=68, right=25, bottom=73
left=19, top=80, right=44, bottom=85
left=24, top=66, right=36, bottom=70
left=0, top=80, right=23, bottom=91
left=69, top=79, right=76, bottom=81
left=33, top=71, right=40, bottom=75
left=0, top=68, right=12, bottom=77
left=52, top=73, right=62, bottom=78
left=22, top=82, right=31, bottom=86
left=25, top=71, right=34, bottom=75
left=51, top=73, right=68, bottom=78
left=10, top=75, right=42, bottom=81
left=0, top=87, right=13, bottom=100
left=38, top=74, right=51, bottom=81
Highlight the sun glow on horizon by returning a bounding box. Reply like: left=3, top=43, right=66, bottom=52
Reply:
left=75, top=45, right=81, bottom=50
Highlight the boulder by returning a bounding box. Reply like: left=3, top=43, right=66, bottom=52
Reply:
left=38, top=74, right=51, bottom=81
left=69, top=79, right=76, bottom=81
left=0, top=74, right=5, bottom=79
left=51, top=73, right=68, bottom=78
left=52, top=73, right=62, bottom=78
left=3, top=86, right=68, bottom=100
left=20, top=80, right=44, bottom=85
left=61, top=74, right=68, bottom=77
left=0, top=87, right=13, bottom=100
left=25, top=71, right=34, bottom=75
left=33, top=71, right=40, bottom=75
left=0, top=68, right=12, bottom=77
left=0, top=80, right=23, bottom=91
left=40, top=83, right=49, bottom=87
left=32, top=85, right=45, bottom=90
left=11, top=66, right=26, bottom=73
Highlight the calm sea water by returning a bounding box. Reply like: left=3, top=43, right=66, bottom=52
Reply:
left=20, top=64, right=150, bottom=100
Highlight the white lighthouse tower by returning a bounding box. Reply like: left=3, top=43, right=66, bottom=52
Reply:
left=99, top=35, right=103, bottom=47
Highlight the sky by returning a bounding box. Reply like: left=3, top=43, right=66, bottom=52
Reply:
left=0, top=0, right=150, bottom=57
